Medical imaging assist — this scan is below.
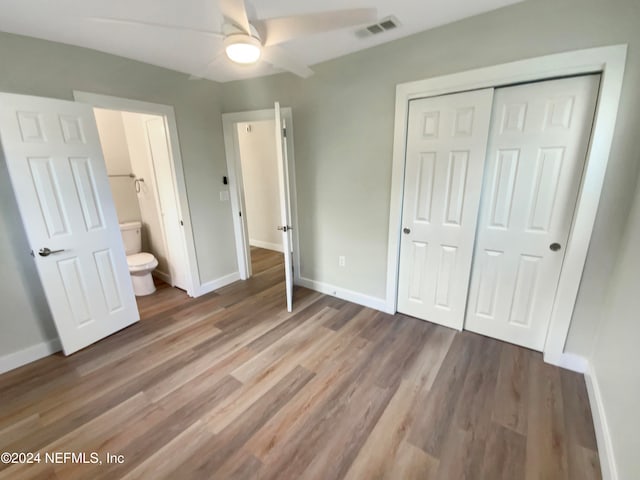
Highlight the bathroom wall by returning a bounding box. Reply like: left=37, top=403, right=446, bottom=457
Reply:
left=237, top=120, right=283, bottom=252
left=121, top=111, right=170, bottom=281
left=93, top=108, right=141, bottom=223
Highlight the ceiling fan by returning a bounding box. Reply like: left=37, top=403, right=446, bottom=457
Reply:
left=91, top=0, right=377, bottom=79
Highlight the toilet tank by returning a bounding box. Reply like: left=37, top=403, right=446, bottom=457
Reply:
left=119, top=221, right=142, bottom=255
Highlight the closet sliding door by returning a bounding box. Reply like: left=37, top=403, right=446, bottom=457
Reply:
left=465, top=75, right=600, bottom=350
left=396, top=89, right=494, bottom=330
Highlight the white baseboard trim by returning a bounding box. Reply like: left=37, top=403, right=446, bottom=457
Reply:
left=250, top=239, right=284, bottom=253
left=194, top=271, right=241, bottom=297
left=0, top=338, right=62, bottom=375
left=553, top=352, right=589, bottom=373
left=585, top=363, right=618, bottom=480
left=297, top=276, right=387, bottom=311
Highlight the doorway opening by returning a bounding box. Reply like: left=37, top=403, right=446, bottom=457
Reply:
left=222, top=106, right=300, bottom=310
left=236, top=119, right=284, bottom=259
left=93, top=108, right=188, bottom=293
left=74, top=91, right=200, bottom=298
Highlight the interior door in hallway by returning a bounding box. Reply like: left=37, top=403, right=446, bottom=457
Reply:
left=397, top=88, right=494, bottom=330
left=274, top=102, right=294, bottom=312
left=0, top=93, right=139, bottom=355
left=465, top=75, right=600, bottom=350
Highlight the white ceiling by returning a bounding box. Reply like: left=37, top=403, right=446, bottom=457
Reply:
left=0, top=0, right=523, bottom=83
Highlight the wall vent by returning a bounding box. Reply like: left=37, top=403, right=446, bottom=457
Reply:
left=355, top=16, right=400, bottom=39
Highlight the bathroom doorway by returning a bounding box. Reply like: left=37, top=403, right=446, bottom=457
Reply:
left=75, top=91, right=199, bottom=297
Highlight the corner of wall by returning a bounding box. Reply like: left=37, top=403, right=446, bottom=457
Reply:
left=584, top=361, right=619, bottom=480
left=549, top=352, right=589, bottom=373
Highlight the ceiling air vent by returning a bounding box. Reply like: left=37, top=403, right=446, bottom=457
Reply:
left=355, top=16, right=400, bottom=39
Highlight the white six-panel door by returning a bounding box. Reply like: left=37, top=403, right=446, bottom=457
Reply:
left=0, top=93, right=139, bottom=355
left=397, top=89, right=494, bottom=330
left=465, top=75, right=600, bottom=350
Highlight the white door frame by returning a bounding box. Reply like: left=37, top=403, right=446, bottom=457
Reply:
left=73, top=91, right=199, bottom=297
left=221, top=108, right=300, bottom=282
left=386, top=45, right=627, bottom=367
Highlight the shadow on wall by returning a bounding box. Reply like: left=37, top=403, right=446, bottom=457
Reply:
left=0, top=149, right=56, bottom=341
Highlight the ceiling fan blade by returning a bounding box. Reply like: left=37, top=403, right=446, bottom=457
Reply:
left=257, top=8, right=378, bottom=46
left=219, top=0, right=251, bottom=34
left=262, top=46, right=314, bottom=79
left=89, top=17, right=224, bottom=37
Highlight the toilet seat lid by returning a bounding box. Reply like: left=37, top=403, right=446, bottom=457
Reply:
left=127, top=252, right=156, bottom=267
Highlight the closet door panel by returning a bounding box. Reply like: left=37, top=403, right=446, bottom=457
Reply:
left=397, top=89, right=494, bottom=330
left=465, top=75, right=600, bottom=350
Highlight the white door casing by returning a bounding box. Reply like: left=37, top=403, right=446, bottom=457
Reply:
left=465, top=75, right=600, bottom=350
left=144, top=116, right=188, bottom=290
left=274, top=102, right=294, bottom=312
left=0, top=93, right=139, bottom=355
left=397, top=88, right=494, bottom=330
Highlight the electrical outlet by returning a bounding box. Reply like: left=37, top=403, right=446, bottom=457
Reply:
left=338, top=256, right=346, bottom=267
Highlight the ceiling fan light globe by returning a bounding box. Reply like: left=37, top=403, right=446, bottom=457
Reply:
left=224, top=34, right=262, bottom=64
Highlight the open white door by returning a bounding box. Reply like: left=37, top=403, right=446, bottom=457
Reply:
left=0, top=93, right=139, bottom=355
left=274, top=102, right=294, bottom=312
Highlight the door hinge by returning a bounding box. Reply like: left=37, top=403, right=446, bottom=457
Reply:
left=239, top=211, right=242, bottom=217
left=283, top=127, right=287, bottom=138
left=180, top=220, right=184, bottom=226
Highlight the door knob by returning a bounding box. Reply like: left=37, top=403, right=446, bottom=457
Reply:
left=38, top=247, right=65, bottom=257
left=403, top=228, right=411, bottom=234
left=277, top=226, right=291, bottom=232
left=549, top=242, right=562, bottom=252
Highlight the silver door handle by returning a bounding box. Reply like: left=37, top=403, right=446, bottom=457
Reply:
left=38, top=247, right=65, bottom=257
left=277, top=226, right=292, bottom=232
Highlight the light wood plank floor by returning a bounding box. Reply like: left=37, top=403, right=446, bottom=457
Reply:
left=0, top=247, right=601, bottom=479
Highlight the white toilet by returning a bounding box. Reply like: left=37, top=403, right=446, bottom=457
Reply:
left=119, top=221, right=159, bottom=296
